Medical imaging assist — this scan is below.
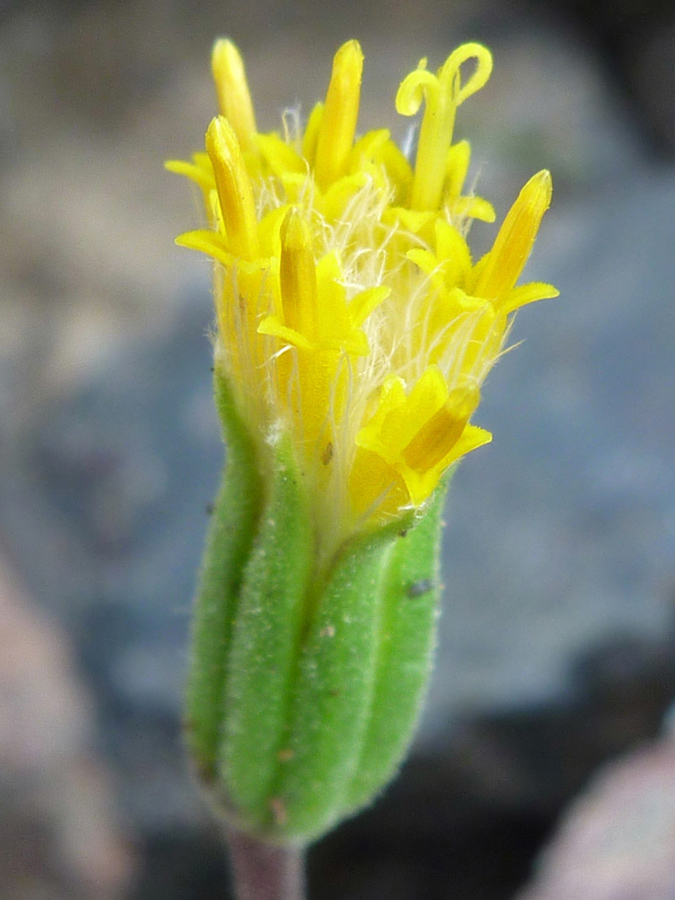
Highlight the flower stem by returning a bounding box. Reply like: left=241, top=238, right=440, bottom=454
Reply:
left=226, top=828, right=305, bottom=900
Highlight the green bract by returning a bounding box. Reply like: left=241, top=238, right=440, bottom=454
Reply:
left=185, top=370, right=448, bottom=846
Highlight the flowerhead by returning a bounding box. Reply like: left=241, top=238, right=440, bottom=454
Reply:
left=168, top=39, right=557, bottom=559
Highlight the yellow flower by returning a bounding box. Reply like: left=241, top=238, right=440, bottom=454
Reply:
left=168, top=38, right=557, bottom=558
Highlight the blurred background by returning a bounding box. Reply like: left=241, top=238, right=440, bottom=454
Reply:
left=1, top=0, right=675, bottom=898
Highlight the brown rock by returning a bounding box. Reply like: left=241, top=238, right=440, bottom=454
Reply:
left=0, top=551, right=135, bottom=900
left=518, top=737, right=675, bottom=900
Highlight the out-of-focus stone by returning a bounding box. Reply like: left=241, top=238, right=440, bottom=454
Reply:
left=517, top=737, right=675, bottom=900
left=0, top=552, right=134, bottom=900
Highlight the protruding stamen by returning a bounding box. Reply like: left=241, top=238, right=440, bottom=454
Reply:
left=205, top=116, right=260, bottom=262
left=314, top=40, right=364, bottom=190
left=474, top=169, right=553, bottom=301
left=402, top=382, right=480, bottom=471
left=211, top=39, right=258, bottom=153
left=397, top=43, right=492, bottom=212
left=280, top=209, right=318, bottom=342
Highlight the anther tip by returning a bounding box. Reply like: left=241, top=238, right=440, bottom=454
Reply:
left=335, top=39, right=364, bottom=67
left=206, top=115, right=238, bottom=152
left=212, top=37, right=240, bottom=63
left=523, top=169, right=553, bottom=211
left=281, top=208, right=311, bottom=253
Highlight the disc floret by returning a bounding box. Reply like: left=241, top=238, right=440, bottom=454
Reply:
left=168, top=38, right=557, bottom=553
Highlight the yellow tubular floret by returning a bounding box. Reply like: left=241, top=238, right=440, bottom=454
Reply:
left=171, top=39, right=557, bottom=538
left=473, top=169, right=553, bottom=302
left=313, top=40, right=364, bottom=190
left=397, top=43, right=493, bottom=212
left=402, top=382, right=480, bottom=472
left=211, top=39, right=258, bottom=153
left=205, top=116, right=260, bottom=262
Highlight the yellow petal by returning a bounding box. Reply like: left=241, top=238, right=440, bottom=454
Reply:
left=258, top=315, right=313, bottom=351
left=444, top=140, right=471, bottom=201
left=165, top=158, right=214, bottom=194
left=501, top=281, right=560, bottom=315
left=451, top=196, right=496, bottom=223
left=175, top=229, right=232, bottom=266
left=301, top=102, right=324, bottom=165
left=349, top=286, right=391, bottom=326
left=256, top=133, right=306, bottom=180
